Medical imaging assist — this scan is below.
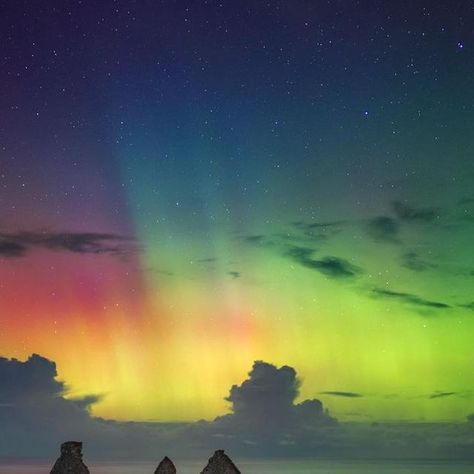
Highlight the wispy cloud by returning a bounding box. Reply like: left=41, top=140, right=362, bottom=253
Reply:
left=392, top=201, right=439, bottom=223
left=401, top=251, right=436, bottom=272
left=286, top=246, right=362, bottom=279
left=292, top=220, right=345, bottom=242
left=320, top=391, right=363, bottom=398
left=459, top=302, right=474, bottom=311
left=0, top=240, right=26, bottom=257
left=0, top=231, right=134, bottom=258
left=429, top=392, right=457, bottom=399
left=366, top=217, right=400, bottom=243
left=372, top=288, right=450, bottom=310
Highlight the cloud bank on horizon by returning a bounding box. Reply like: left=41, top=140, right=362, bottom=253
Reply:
left=1, top=354, right=474, bottom=460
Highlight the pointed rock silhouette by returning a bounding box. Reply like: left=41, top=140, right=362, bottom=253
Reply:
left=200, top=450, right=241, bottom=474
left=50, top=441, right=90, bottom=474
left=154, top=456, right=176, bottom=474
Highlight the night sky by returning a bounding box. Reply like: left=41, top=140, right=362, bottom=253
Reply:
left=1, top=0, right=474, bottom=435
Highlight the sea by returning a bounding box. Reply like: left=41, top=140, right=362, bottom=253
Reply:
left=0, top=460, right=473, bottom=474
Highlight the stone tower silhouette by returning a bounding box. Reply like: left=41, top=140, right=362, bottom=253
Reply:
left=50, top=441, right=90, bottom=474
left=154, top=456, right=177, bottom=474
left=200, top=450, right=241, bottom=474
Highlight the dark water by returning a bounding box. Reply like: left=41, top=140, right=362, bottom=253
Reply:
left=1, top=460, right=473, bottom=474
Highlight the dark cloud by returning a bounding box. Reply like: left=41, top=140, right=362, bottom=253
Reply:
left=285, top=245, right=315, bottom=262
left=401, top=252, right=436, bottom=272
left=293, top=221, right=344, bottom=230
left=197, top=258, right=217, bottom=263
left=372, top=288, right=450, bottom=310
left=243, top=235, right=267, bottom=245
left=185, top=362, right=474, bottom=460
left=321, top=391, right=363, bottom=398
left=0, top=354, right=191, bottom=459
left=286, top=246, right=362, bottom=279
left=0, top=354, right=105, bottom=455
left=310, top=257, right=362, bottom=278
left=0, top=240, right=27, bottom=257
left=2, top=355, right=474, bottom=461
left=228, top=271, right=241, bottom=279
left=366, top=217, right=400, bottom=243
left=292, top=221, right=344, bottom=242
left=244, top=235, right=361, bottom=280
left=459, top=302, right=474, bottom=311
left=0, top=353, right=65, bottom=400
left=206, top=361, right=335, bottom=441
left=392, top=201, right=439, bottom=223
left=458, top=196, right=474, bottom=206
left=0, top=231, right=133, bottom=258
left=430, top=392, right=457, bottom=399
left=366, top=202, right=440, bottom=244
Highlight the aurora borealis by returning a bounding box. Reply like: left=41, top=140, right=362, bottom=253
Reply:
left=1, top=0, right=474, bottom=445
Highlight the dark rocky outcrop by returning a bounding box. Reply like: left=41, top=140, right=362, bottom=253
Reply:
left=50, top=441, right=90, bottom=474
left=200, top=450, right=241, bottom=474
left=154, top=456, right=176, bottom=474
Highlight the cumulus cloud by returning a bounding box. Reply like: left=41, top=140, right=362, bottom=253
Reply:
left=0, top=354, right=102, bottom=455
left=2, top=355, right=474, bottom=461
left=187, top=361, right=337, bottom=456
left=0, top=354, right=178, bottom=459
left=223, top=361, right=335, bottom=428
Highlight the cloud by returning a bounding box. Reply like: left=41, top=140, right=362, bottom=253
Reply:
left=0, top=354, right=181, bottom=459
left=459, top=302, right=474, bottom=311
left=293, top=221, right=344, bottom=230
left=401, top=252, right=436, bottom=272
left=197, top=258, right=217, bottom=264
left=366, top=217, right=400, bottom=243
left=372, top=288, right=450, bottom=310
left=205, top=361, right=335, bottom=442
left=228, top=271, right=241, bottom=279
left=458, top=196, right=474, bottom=206
left=285, top=246, right=362, bottom=279
left=430, top=392, right=457, bottom=399
left=0, top=354, right=102, bottom=454
left=0, top=231, right=133, bottom=258
left=292, top=221, right=344, bottom=242
left=243, top=235, right=268, bottom=245
left=392, top=201, right=439, bottom=223
left=365, top=202, right=440, bottom=244
left=0, top=353, right=65, bottom=399
left=285, top=245, right=315, bottom=262
left=185, top=362, right=474, bottom=460
left=321, top=391, right=363, bottom=398
left=310, top=257, right=362, bottom=278
left=2, top=355, right=474, bottom=461
left=0, top=240, right=27, bottom=257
